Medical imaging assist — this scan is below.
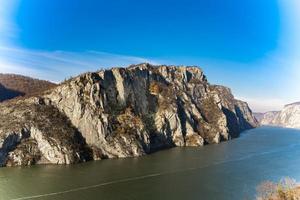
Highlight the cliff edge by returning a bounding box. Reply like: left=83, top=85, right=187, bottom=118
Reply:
left=0, top=64, right=258, bottom=166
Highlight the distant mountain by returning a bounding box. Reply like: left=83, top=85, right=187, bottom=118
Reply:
left=254, top=111, right=280, bottom=125
left=253, top=112, right=264, bottom=122
left=0, top=64, right=258, bottom=167
left=0, top=74, right=56, bottom=102
left=254, top=102, right=300, bottom=129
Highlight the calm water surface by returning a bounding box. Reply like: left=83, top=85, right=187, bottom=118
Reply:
left=1, top=126, right=300, bottom=200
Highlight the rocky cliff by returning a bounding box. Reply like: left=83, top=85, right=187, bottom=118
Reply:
left=0, top=64, right=258, bottom=167
left=255, top=102, right=300, bottom=129
left=254, top=111, right=279, bottom=125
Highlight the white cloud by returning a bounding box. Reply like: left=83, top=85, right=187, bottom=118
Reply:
left=0, top=46, right=158, bottom=82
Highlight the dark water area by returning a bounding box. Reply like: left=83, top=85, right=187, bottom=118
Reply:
left=1, top=126, right=300, bottom=200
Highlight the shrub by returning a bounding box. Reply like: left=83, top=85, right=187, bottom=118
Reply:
left=149, top=82, right=161, bottom=95
left=256, top=177, right=298, bottom=200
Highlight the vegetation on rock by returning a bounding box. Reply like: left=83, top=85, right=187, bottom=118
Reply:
left=0, top=73, right=56, bottom=102
left=256, top=177, right=300, bottom=200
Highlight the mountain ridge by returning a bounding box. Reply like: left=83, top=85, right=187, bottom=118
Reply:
left=0, top=63, right=258, bottom=167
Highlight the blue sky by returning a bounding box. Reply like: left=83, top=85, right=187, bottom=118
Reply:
left=0, top=0, right=300, bottom=112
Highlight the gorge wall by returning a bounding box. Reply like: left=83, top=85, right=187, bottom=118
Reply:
left=255, top=102, right=300, bottom=129
left=0, top=64, right=258, bottom=167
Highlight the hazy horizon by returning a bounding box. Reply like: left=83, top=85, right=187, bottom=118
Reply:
left=1, top=0, right=300, bottom=112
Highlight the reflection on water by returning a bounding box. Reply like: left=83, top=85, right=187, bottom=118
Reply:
left=1, top=126, right=300, bottom=200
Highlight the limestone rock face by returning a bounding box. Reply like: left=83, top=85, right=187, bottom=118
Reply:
left=0, top=99, right=92, bottom=167
left=255, top=102, right=300, bottom=129
left=0, top=64, right=258, bottom=166
left=255, top=111, right=280, bottom=125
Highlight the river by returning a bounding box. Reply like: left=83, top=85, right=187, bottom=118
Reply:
left=1, top=126, right=300, bottom=200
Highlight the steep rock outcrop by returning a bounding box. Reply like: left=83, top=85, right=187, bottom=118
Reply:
left=255, top=102, right=300, bottom=129
left=0, top=99, right=92, bottom=166
left=0, top=64, right=258, bottom=166
left=255, top=111, right=280, bottom=125
left=211, top=85, right=258, bottom=137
